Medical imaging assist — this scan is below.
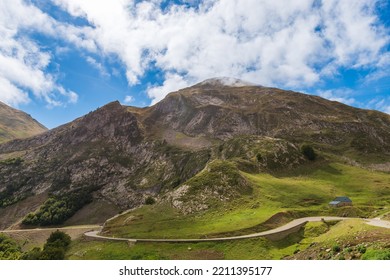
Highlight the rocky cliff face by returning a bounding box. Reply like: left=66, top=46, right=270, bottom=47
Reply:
left=144, top=83, right=390, bottom=153
left=0, top=80, right=389, bottom=229
left=0, top=101, right=209, bottom=228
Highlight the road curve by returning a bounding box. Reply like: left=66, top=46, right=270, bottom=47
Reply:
left=85, top=216, right=378, bottom=243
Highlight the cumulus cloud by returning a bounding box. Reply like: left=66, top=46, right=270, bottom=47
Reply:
left=50, top=0, right=389, bottom=103
left=147, top=73, right=192, bottom=104
left=1, top=0, right=388, bottom=106
left=0, top=0, right=95, bottom=107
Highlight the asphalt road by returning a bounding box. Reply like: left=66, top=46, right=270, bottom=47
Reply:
left=83, top=216, right=390, bottom=243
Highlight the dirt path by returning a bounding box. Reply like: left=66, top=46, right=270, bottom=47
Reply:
left=0, top=225, right=101, bottom=234
left=0, top=225, right=101, bottom=250
left=85, top=216, right=388, bottom=243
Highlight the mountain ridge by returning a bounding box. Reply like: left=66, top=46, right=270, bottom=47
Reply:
left=0, top=79, right=389, bottom=230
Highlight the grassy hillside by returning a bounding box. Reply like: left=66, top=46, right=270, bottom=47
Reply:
left=103, top=162, right=390, bottom=239
left=67, top=219, right=389, bottom=260
left=0, top=101, right=46, bottom=143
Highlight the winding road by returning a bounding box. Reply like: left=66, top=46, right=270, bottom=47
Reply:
left=83, top=216, right=390, bottom=243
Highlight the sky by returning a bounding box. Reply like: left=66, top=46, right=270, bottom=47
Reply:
left=0, top=0, right=389, bottom=129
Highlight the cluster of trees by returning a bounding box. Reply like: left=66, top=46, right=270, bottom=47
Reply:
left=0, top=234, right=22, bottom=260
left=1, top=231, right=72, bottom=260
left=23, top=190, right=92, bottom=226
left=22, top=230, right=71, bottom=260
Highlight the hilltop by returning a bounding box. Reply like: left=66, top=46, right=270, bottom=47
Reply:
left=0, top=101, right=47, bottom=143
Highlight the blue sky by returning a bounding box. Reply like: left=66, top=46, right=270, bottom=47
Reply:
left=0, top=0, right=389, bottom=129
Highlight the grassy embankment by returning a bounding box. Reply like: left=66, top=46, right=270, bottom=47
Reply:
left=103, top=162, right=389, bottom=239
left=67, top=219, right=389, bottom=260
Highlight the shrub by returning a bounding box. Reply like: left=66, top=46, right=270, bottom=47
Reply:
left=21, top=231, right=71, bottom=260
left=45, top=230, right=71, bottom=249
left=21, top=247, right=42, bottom=260
left=301, top=144, right=317, bottom=161
left=39, top=246, right=66, bottom=260
left=145, top=196, right=156, bottom=205
left=362, top=249, right=390, bottom=260
left=332, top=244, right=341, bottom=253
left=357, top=245, right=366, bottom=254
left=0, top=234, right=22, bottom=260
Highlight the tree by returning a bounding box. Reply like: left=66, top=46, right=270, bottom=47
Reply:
left=0, top=234, right=22, bottom=260
left=21, top=230, right=71, bottom=260
left=45, top=230, right=71, bottom=249
left=301, top=144, right=317, bottom=161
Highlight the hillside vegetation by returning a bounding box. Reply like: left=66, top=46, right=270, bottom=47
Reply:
left=67, top=219, right=389, bottom=260
left=103, top=161, right=389, bottom=239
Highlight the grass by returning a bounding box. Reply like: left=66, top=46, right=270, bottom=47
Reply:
left=68, top=219, right=388, bottom=260
left=290, top=219, right=390, bottom=260
left=362, top=248, right=390, bottom=260
left=103, top=162, right=390, bottom=239
left=103, top=202, right=277, bottom=239
left=104, top=163, right=390, bottom=238
left=67, top=233, right=306, bottom=260
left=246, top=162, right=390, bottom=208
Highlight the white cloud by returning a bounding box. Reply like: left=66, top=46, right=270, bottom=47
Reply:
left=50, top=0, right=389, bottom=103
left=0, top=0, right=88, bottom=107
left=86, top=56, right=110, bottom=78
left=317, top=89, right=356, bottom=105
left=147, top=73, right=192, bottom=103
left=0, top=76, right=29, bottom=106
left=366, top=97, right=390, bottom=114
left=123, top=95, right=135, bottom=104
left=1, top=0, right=388, bottom=107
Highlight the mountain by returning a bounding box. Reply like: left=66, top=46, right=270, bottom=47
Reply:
left=145, top=80, right=390, bottom=154
left=0, top=79, right=389, bottom=230
left=0, top=101, right=47, bottom=143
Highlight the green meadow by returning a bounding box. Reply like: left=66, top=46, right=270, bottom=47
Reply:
left=103, top=162, right=390, bottom=239
left=67, top=219, right=389, bottom=260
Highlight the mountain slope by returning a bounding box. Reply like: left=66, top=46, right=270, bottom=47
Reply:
left=143, top=82, right=390, bottom=158
left=0, top=79, right=389, bottom=230
left=0, top=101, right=47, bottom=143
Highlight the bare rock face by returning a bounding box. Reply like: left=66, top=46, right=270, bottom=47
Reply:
left=144, top=84, right=390, bottom=154
left=0, top=79, right=390, bottom=228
